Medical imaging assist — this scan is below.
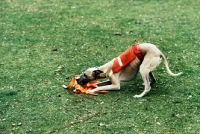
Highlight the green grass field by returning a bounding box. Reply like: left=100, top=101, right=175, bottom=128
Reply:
left=1, top=0, right=200, bottom=133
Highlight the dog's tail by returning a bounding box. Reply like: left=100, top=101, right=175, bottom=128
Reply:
left=161, top=54, right=182, bottom=76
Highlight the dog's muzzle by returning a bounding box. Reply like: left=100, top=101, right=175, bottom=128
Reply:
left=76, top=75, right=90, bottom=85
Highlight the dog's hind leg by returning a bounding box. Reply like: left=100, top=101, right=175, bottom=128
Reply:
left=134, top=68, right=151, bottom=98
left=134, top=56, right=161, bottom=98
left=149, top=72, right=156, bottom=86
left=142, top=72, right=156, bottom=86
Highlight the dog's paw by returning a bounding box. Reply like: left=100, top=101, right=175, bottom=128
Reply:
left=98, top=90, right=108, bottom=93
left=134, top=94, right=142, bottom=98
left=86, top=90, right=98, bottom=96
left=62, top=85, right=67, bottom=89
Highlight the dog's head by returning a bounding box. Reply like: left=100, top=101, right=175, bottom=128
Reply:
left=76, top=67, right=103, bottom=85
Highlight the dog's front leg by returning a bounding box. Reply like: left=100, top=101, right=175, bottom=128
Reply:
left=87, top=84, right=120, bottom=95
left=97, top=80, right=112, bottom=86
left=88, top=75, right=120, bottom=94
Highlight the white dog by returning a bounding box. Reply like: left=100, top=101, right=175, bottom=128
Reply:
left=77, top=43, right=182, bottom=98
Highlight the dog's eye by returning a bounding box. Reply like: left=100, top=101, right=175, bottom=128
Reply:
left=83, top=73, right=87, bottom=77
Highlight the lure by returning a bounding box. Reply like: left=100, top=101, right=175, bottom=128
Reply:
left=63, top=77, right=102, bottom=95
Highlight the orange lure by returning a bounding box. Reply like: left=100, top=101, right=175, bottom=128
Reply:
left=63, top=77, right=99, bottom=95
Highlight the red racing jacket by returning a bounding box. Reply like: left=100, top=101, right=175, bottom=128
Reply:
left=111, top=43, right=144, bottom=73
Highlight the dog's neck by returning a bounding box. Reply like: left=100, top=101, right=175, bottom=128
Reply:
left=98, top=73, right=107, bottom=78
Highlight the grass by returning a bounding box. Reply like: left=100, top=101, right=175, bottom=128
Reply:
left=1, top=0, right=200, bottom=133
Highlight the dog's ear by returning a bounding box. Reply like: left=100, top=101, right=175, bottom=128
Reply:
left=92, top=70, right=103, bottom=80
left=93, top=70, right=103, bottom=75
